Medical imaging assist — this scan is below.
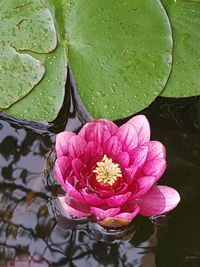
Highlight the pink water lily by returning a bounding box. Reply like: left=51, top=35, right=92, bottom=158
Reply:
left=54, top=115, right=180, bottom=228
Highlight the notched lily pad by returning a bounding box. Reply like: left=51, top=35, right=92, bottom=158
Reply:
left=161, top=0, right=200, bottom=97
left=0, top=0, right=57, bottom=53
left=0, top=45, right=45, bottom=109
left=160, top=0, right=172, bottom=9
left=66, top=0, right=172, bottom=120
left=4, top=0, right=68, bottom=122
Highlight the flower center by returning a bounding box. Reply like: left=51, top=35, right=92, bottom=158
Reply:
left=92, top=155, right=122, bottom=189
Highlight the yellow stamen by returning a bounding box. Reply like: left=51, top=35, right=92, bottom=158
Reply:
left=93, top=155, right=122, bottom=186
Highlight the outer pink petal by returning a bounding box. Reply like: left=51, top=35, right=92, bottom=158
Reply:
left=126, top=115, right=150, bottom=145
left=130, top=176, right=156, bottom=200
left=90, top=206, right=120, bottom=220
left=106, top=192, right=131, bottom=207
left=54, top=157, right=71, bottom=188
left=81, top=192, right=106, bottom=206
left=144, top=141, right=166, bottom=161
left=115, top=152, right=130, bottom=168
left=129, top=146, right=148, bottom=168
left=68, top=136, right=87, bottom=158
left=137, top=185, right=180, bottom=216
left=55, top=132, right=76, bottom=157
left=114, top=204, right=140, bottom=221
left=115, top=123, right=138, bottom=152
left=102, top=136, right=122, bottom=156
left=78, top=122, right=111, bottom=144
left=64, top=177, right=86, bottom=203
left=59, top=196, right=91, bottom=217
left=95, top=119, right=118, bottom=135
left=142, top=158, right=166, bottom=182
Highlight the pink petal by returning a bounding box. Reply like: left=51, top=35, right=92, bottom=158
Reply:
left=124, top=164, right=138, bottom=182
left=130, top=176, right=156, bottom=200
left=84, top=141, right=103, bottom=163
left=90, top=206, right=120, bottom=220
left=142, top=158, right=166, bottom=182
left=94, top=188, right=116, bottom=198
left=95, top=119, right=118, bottom=135
left=125, top=181, right=138, bottom=196
left=71, top=158, right=87, bottom=185
left=81, top=191, right=105, bottom=206
left=126, top=115, right=150, bottom=145
left=95, top=183, right=129, bottom=199
left=106, top=192, right=131, bottom=207
left=78, top=122, right=111, bottom=144
left=137, top=185, right=180, bottom=216
left=129, top=146, right=148, bottom=168
left=114, top=204, right=140, bottom=221
left=54, top=157, right=72, bottom=188
left=115, top=152, right=130, bottom=168
left=59, top=196, right=91, bottom=217
left=144, top=141, right=166, bottom=161
left=68, top=136, right=87, bottom=158
left=64, top=177, right=86, bottom=203
left=55, top=132, right=76, bottom=157
left=113, top=182, right=129, bottom=195
left=102, top=136, right=122, bottom=156
left=115, top=123, right=138, bottom=152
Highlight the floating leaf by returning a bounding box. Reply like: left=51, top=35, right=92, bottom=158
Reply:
left=66, top=0, right=172, bottom=120
left=2, top=0, right=172, bottom=122
left=161, top=0, right=200, bottom=97
left=0, top=45, right=45, bottom=109
left=3, top=0, right=68, bottom=121
left=4, top=44, right=67, bottom=121
left=0, top=0, right=57, bottom=53
left=160, top=0, right=172, bottom=9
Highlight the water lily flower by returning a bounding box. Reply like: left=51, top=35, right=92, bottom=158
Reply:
left=54, top=115, right=180, bottom=228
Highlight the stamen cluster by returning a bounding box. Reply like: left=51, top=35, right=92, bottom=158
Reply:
left=93, top=155, right=122, bottom=186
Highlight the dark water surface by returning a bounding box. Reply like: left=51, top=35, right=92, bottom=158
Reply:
left=0, top=80, right=200, bottom=266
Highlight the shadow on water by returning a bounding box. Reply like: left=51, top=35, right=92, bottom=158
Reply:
left=0, top=69, right=200, bottom=266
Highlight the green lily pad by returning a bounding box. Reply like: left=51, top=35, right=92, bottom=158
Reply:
left=161, top=0, right=200, bottom=97
left=0, top=45, right=45, bottom=109
left=66, top=0, right=172, bottom=120
left=4, top=44, right=67, bottom=121
left=3, top=0, right=68, bottom=122
left=0, top=0, right=57, bottom=53
left=160, top=0, right=172, bottom=9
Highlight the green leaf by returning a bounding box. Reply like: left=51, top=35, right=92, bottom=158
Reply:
left=161, top=0, right=200, bottom=97
left=0, top=0, right=57, bottom=53
left=160, top=0, right=172, bottom=9
left=4, top=44, right=67, bottom=121
left=66, top=0, right=172, bottom=120
left=0, top=45, right=45, bottom=109
left=3, top=0, right=68, bottom=122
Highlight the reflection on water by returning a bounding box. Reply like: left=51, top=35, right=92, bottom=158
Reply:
left=0, top=77, right=200, bottom=266
left=0, top=114, right=155, bottom=266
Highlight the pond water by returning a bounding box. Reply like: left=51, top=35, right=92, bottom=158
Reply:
left=0, top=76, right=200, bottom=266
